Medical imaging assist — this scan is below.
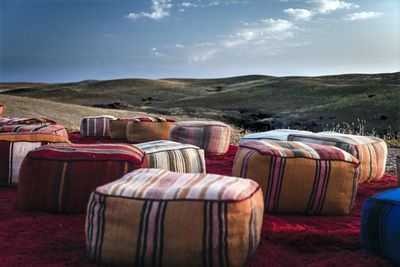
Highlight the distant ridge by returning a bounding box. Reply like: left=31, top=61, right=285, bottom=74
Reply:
left=1, top=72, right=399, bottom=135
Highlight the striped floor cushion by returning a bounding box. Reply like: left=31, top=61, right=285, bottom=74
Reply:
left=135, top=140, right=206, bottom=173
left=397, top=156, right=400, bottom=186
left=18, top=143, right=146, bottom=214
left=126, top=116, right=176, bottom=143
left=288, top=132, right=388, bottom=183
left=240, top=129, right=312, bottom=144
left=170, top=121, right=231, bottom=156
left=0, top=104, right=3, bottom=117
left=109, top=118, right=131, bottom=140
left=0, top=124, right=68, bottom=138
left=80, top=115, right=117, bottom=137
left=86, top=168, right=264, bottom=267
left=361, top=188, right=400, bottom=265
left=0, top=132, right=69, bottom=184
left=0, top=117, right=57, bottom=126
left=232, top=140, right=360, bottom=215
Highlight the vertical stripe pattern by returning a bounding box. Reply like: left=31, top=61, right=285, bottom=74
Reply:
left=80, top=116, right=116, bottom=137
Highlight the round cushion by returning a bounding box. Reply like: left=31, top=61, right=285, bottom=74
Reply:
left=0, top=132, right=69, bottom=184
left=361, top=188, right=400, bottom=265
left=170, top=121, right=231, bottom=156
left=288, top=132, right=388, bottom=183
left=18, top=143, right=146, bottom=213
left=86, top=168, right=264, bottom=267
left=232, top=140, right=359, bottom=215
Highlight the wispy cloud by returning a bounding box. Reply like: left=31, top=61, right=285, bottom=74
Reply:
left=284, top=8, right=314, bottom=21
left=175, top=43, right=184, bottom=48
left=189, top=18, right=296, bottom=62
left=344, top=11, right=383, bottom=21
left=312, top=0, right=359, bottom=14
left=126, top=0, right=172, bottom=20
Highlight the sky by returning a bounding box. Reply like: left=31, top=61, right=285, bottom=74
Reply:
left=0, top=0, right=399, bottom=82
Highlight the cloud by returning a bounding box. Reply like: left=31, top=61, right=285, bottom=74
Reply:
left=312, top=0, right=359, bottom=14
left=344, top=11, right=383, bottom=21
left=189, top=18, right=295, bottom=62
left=126, top=0, right=172, bottom=20
left=180, top=2, right=197, bottom=8
left=284, top=8, right=314, bottom=21
left=175, top=43, right=184, bottom=48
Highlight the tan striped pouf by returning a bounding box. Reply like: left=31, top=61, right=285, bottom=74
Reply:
left=80, top=115, right=117, bottom=137
left=288, top=132, right=388, bottom=183
left=232, top=140, right=360, bottom=215
left=86, top=168, right=264, bottom=267
left=135, top=140, right=206, bottom=173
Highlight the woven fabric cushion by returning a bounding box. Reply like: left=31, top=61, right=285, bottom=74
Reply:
left=0, top=124, right=68, bottom=138
left=135, top=140, right=206, bottom=173
left=0, top=117, right=57, bottom=126
left=109, top=118, right=130, bottom=140
left=0, top=104, right=3, bottom=117
left=361, top=188, right=400, bottom=265
left=0, top=132, right=69, bottom=184
left=232, top=140, right=359, bottom=215
left=86, top=168, right=264, bottom=267
left=80, top=115, right=117, bottom=137
left=18, top=143, right=146, bottom=213
left=126, top=116, right=176, bottom=143
left=288, top=132, right=388, bottom=183
left=170, top=121, right=231, bottom=156
left=240, top=129, right=312, bottom=144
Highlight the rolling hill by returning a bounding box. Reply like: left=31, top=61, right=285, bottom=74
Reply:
left=1, top=72, right=399, bottom=136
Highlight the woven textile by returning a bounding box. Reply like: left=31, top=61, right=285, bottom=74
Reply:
left=0, top=117, right=57, bottom=126
left=170, top=121, right=231, bottom=156
left=232, top=140, right=359, bottom=215
left=18, top=143, right=147, bottom=213
left=0, top=124, right=68, bottom=138
left=0, top=104, right=3, bottom=117
left=136, top=140, right=206, bottom=173
left=86, top=168, right=263, bottom=267
left=126, top=116, right=176, bottom=143
left=0, top=132, right=69, bottom=184
left=80, top=115, right=116, bottom=137
left=288, top=132, right=388, bottom=183
left=109, top=119, right=130, bottom=140
left=240, top=129, right=312, bottom=144
left=361, top=188, right=400, bottom=265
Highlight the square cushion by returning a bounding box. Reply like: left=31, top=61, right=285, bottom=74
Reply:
left=240, top=129, right=312, bottom=144
left=0, top=132, right=69, bottom=184
left=80, top=115, right=117, bottom=137
left=126, top=116, right=176, bottom=143
left=135, top=140, right=206, bottom=173
left=232, top=140, right=359, bottom=215
left=86, top=168, right=264, bottom=267
left=18, top=143, right=146, bottom=213
left=0, top=124, right=68, bottom=138
left=288, top=132, right=388, bottom=183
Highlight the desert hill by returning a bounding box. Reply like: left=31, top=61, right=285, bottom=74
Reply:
left=1, top=72, right=399, bottom=135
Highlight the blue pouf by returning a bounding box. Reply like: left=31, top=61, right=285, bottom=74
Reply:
left=361, top=188, right=400, bottom=265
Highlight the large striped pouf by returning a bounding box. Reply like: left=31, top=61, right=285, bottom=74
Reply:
left=0, top=104, right=3, bottom=117
left=0, top=132, right=69, bottom=184
left=18, top=143, right=146, bottom=213
left=86, top=168, right=264, bottom=267
left=80, top=115, right=117, bottom=137
left=240, top=129, right=312, bottom=144
left=361, top=188, right=400, bottom=265
left=170, top=121, right=231, bottom=156
left=232, top=140, right=360, bottom=215
left=0, top=124, right=68, bottom=138
left=288, top=132, right=388, bottom=183
left=109, top=118, right=131, bottom=140
left=0, top=117, right=57, bottom=126
left=135, top=140, right=206, bottom=173
left=126, top=116, right=176, bottom=143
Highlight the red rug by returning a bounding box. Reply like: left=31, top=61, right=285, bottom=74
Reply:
left=0, top=136, right=395, bottom=266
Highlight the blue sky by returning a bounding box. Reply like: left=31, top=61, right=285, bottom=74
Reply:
left=0, top=0, right=399, bottom=82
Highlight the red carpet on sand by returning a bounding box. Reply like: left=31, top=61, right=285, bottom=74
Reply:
left=0, top=135, right=395, bottom=266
